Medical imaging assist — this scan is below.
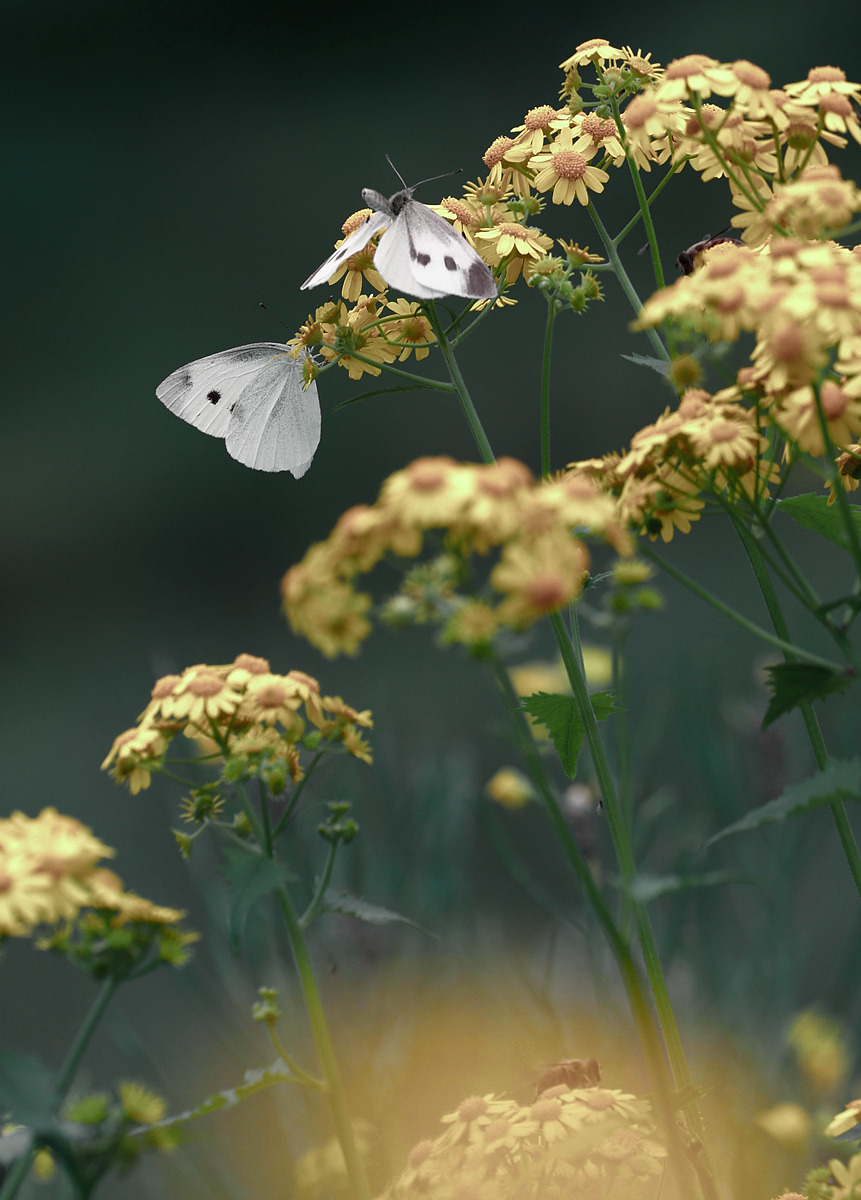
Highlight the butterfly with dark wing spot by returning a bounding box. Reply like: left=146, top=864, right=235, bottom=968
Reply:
left=156, top=343, right=321, bottom=476
left=302, top=162, right=497, bottom=302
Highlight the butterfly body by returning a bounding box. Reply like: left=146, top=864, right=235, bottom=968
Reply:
left=302, top=180, right=497, bottom=301
left=156, top=343, right=320, bottom=476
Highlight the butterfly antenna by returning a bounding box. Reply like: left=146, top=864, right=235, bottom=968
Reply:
left=259, top=301, right=291, bottom=332
left=385, top=154, right=464, bottom=193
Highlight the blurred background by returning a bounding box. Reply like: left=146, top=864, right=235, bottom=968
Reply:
left=5, top=0, right=861, bottom=1196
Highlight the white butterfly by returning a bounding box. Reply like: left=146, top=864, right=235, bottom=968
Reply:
left=156, top=343, right=321, bottom=477
left=301, top=166, right=497, bottom=301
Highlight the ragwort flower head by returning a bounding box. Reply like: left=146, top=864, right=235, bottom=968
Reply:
left=530, top=128, right=609, bottom=206
left=282, top=458, right=621, bottom=656
left=559, top=39, right=624, bottom=73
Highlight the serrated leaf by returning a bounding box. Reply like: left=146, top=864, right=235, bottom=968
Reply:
left=589, top=690, right=624, bottom=720
left=706, top=758, right=861, bottom=846
left=776, top=493, right=861, bottom=551
left=627, top=870, right=751, bottom=903
left=211, top=830, right=295, bottom=954
left=762, top=662, right=851, bottom=729
left=321, top=889, right=428, bottom=933
left=620, top=352, right=672, bottom=378
left=522, top=691, right=619, bottom=779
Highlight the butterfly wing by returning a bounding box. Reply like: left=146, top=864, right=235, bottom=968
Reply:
left=374, top=202, right=497, bottom=300
left=301, top=211, right=392, bottom=290
left=156, top=343, right=291, bottom=439
left=224, top=352, right=321, bottom=477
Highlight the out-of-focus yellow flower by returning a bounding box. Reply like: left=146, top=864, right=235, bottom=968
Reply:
left=755, top=1102, right=811, bottom=1151
left=788, top=1010, right=850, bottom=1095
left=485, top=768, right=535, bottom=809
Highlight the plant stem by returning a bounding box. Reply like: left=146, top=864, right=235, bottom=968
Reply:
left=0, top=977, right=121, bottom=1200
left=586, top=202, right=671, bottom=365
left=731, top=518, right=861, bottom=900
left=424, top=301, right=495, bottom=464
left=639, top=544, right=845, bottom=671
left=275, top=884, right=372, bottom=1200
left=540, top=299, right=558, bottom=477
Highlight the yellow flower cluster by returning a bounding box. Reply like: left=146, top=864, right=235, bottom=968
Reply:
left=569, top=387, right=778, bottom=542
left=378, top=1085, right=664, bottom=1200
left=636, top=238, right=861, bottom=483
left=102, top=654, right=373, bottom=793
left=0, top=808, right=185, bottom=938
left=282, top=457, right=631, bottom=658
left=290, top=294, right=437, bottom=381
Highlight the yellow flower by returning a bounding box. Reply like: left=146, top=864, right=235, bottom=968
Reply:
left=559, top=39, right=624, bottom=73
left=168, top=667, right=243, bottom=726
left=485, top=767, right=534, bottom=809
left=101, top=725, right=167, bottom=793
left=119, top=1082, right=167, bottom=1125
left=0, top=809, right=115, bottom=935
left=492, top=531, right=589, bottom=627
left=825, top=443, right=861, bottom=504
left=314, top=208, right=387, bottom=298
left=530, top=128, right=609, bottom=206
left=383, top=298, right=436, bottom=361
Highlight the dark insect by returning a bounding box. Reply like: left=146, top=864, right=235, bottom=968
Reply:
left=676, top=228, right=744, bottom=275
left=534, top=1057, right=601, bottom=1097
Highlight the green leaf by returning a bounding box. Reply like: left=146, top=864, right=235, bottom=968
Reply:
left=706, top=758, right=861, bottom=846
left=212, top=831, right=295, bottom=954
left=321, top=889, right=429, bottom=933
left=627, top=870, right=751, bottom=903
left=762, top=662, right=851, bottom=729
left=620, top=352, right=672, bottom=378
left=775, top=493, right=861, bottom=551
left=522, top=691, right=619, bottom=779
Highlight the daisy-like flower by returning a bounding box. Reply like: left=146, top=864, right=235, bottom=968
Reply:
left=818, top=92, right=861, bottom=145
left=767, top=165, right=861, bottom=238
left=530, top=128, right=609, bottom=206
left=383, top=298, right=436, bottom=361
left=785, top=65, right=861, bottom=108
left=775, top=379, right=861, bottom=455
left=241, top=672, right=305, bottom=730
left=619, top=46, right=663, bottom=83
left=440, top=598, right=500, bottom=649
left=559, top=39, right=624, bottom=73
left=572, top=111, right=626, bottom=160
left=0, top=809, right=115, bottom=935
left=474, top=221, right=553, bottom=285
left=225, top=653, right=271, bottom=688
left=101, top=725, right=168, bottom=793
left=619, top=93, right=683, bottom=164
left=378, top=456, right=477, bottom=532
left=510, top=105, right=568, bottom=153
left=619, top=470, right=704, bottom=543
left=655, top=54, right=736, bottom=102
left=318, top=294, right=400, bottom=380
left=492, top=530, right=590, bottom=627
left=724, top=59, right=780, bottom=119
left=167, top=667, right=244, bottom=727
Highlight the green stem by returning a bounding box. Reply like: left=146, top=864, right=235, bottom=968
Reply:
left=548, top=617, right=709, bottom=1154
left=56, top=976, right=120, bottom=1099
left=540, top=299, right=558, bottom=477
left=639, top=543, right=845, bottom=671
left=586, top=202, right=671, bottom=364
left=495, top=647, right=712, bottom=1199
left=299, top=840, right=339, bottom=929
left=0, top=978, right=122, bottom=1200
left=424, top=301, right=495, bottom=464
left=731, top=519, right=861, bottom=901
left=275, top=885, right=372, bottom=1200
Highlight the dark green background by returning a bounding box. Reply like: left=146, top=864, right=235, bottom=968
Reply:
left=5, top=1, right=861, bottom=1196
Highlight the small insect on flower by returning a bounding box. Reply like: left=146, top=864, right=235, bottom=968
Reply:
left=675, top=229, right=744, bottom=274
left=534, top=1057, right=602, bottom=1097
left=301, top=158, right=497, bottom=301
